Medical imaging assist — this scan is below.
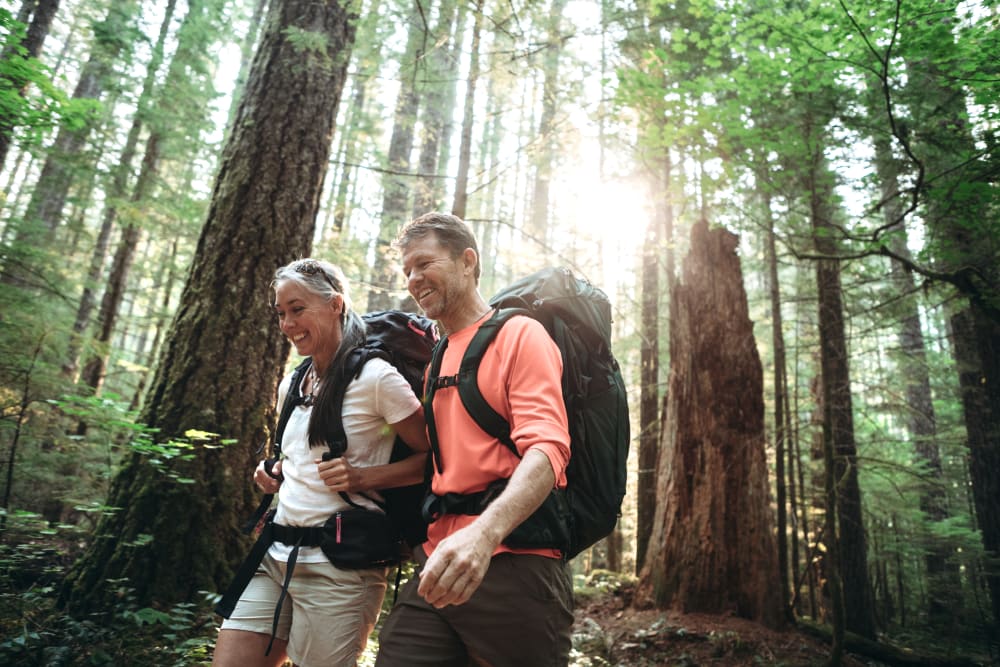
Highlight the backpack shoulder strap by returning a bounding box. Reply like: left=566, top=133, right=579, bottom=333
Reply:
left=323, top=347, right=368, bottom=459
left=273, top=357, right=312, bottom=459
left=321, top=346, right=390, bottom=511
left=243, top=357, right=311, bottom=533
left=455, top=308, right=529, bottom=458
left=424, top=336, right=449, bottom=474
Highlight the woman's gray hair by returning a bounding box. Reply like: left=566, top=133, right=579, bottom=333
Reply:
left=272, top=258, right=366, bottom=344
left=272, top=258, right=367, bottom=448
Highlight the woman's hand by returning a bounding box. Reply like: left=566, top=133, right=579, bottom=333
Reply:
left=253, top=459, right=282, bottom=493
left=316, top=456, right=366, bottom=493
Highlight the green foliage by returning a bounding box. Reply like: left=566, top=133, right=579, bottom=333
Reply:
left=0, top=515, right=217, bottom=666
left=573, top=568, right=637, bottom=606
left=0, top=10, right=102, bottom=151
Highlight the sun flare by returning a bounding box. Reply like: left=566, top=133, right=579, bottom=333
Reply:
left=555, top=162, right=652, bottom=290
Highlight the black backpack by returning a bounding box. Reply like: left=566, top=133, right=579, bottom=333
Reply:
left=423, top=267, right=630, bottom=558
left=256, top=310, right=437, bottom=548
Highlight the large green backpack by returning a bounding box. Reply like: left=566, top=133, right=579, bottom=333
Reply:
left=423, top=267, right=630, bottom=558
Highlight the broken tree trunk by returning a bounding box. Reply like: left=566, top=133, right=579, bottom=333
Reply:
left=637, top=219, right=783, bottom=629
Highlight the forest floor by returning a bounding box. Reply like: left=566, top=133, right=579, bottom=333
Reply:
left=567, top=575, right=996, bottom=667
left=1, top=525, right=993, bottom=666
left=570, top=578, right=864, bottom=666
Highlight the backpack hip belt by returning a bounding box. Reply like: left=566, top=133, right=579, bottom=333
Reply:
left=421, top=479, right=508, bottom=521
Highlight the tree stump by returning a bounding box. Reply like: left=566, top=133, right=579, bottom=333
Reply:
left=637, top=219, right=783, bottom=629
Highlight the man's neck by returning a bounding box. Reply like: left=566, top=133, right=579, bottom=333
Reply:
left=440, top=295, right=491, bottom=335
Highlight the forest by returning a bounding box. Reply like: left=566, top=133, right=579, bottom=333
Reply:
left=0, top=0, right=997, bottom=665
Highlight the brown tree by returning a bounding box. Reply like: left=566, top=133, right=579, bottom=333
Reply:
left=637, top=219, right=783, bottom=629
left=450, top=0, right=483, bottom=220
left=368, top=1, right=428, bottom=311
left=808, top=154, right=877, bottom=640
left=635, top=146, right=669, bottom=573
left=899, top=12, right=1000, bottom=629
left=59, top=0, right=357, bottom=612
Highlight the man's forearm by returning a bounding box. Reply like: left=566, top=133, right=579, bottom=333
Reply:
left=475, top=448, right=556, bottom=547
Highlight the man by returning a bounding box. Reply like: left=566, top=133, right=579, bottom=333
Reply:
left=375, top=212, right=574, bottom=666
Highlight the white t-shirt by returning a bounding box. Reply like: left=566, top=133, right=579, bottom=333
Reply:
left=269, top=357, right=421, bottom=563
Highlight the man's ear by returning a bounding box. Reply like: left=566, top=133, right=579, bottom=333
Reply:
left=461, top=247, right=478, bottom=275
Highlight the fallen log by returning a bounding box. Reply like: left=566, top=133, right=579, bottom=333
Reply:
left=796, top=618, right=982, bottom=667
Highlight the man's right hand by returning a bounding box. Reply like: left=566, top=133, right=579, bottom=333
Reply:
left=417, top=521, right=499, bottom=608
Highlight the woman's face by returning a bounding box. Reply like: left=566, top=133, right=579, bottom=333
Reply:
left=273, top=279, right=343, bottom=366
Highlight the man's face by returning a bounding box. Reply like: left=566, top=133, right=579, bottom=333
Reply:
left=400, top=234, right=469, bottom=323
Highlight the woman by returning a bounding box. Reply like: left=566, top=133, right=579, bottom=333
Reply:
left=213, top=258, right=429, bottom=667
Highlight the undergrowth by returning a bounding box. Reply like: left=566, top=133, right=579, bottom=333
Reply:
left=0, top=511, right=218, bottom=666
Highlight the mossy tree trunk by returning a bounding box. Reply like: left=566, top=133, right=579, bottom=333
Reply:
left=638, top=219, right=783, bottom=629
left=59, top=0, right=357, bottom=614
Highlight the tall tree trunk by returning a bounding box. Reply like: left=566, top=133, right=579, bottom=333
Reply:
left=951, top=307, right=1000, bottom=629
left=820, top=367, right=846, bottom=665
left=526, top=0, right=567, bottom=243
left=637, top=219, right=783, bottom=629
left=792, top=298, right=818, bottom=619
left=58, top=0, right=357, bottom=613
left=635, top=151, right=666, bottom=573
left=411, top=0, right=458, bottom=216
left=808, top=157, right=877, bottom=639
left=870, top=114, right=959, bottom=624
left=900, top=6, right=1000, bottom=631
left=368, top=1, right=428, bottom=310
left=764, top=188, right=793, bottom=622
left=0, top=0, right=61, bottom=171
left=62, top=0, right=178, bottom=381
left=450, top=0, right=482, bottom=220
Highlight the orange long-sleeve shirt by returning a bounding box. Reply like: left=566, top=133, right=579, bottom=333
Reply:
left=423, top=312, right=571, bottom=559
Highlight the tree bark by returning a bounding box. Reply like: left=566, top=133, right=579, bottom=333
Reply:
left=951, top=307, right=1000, bottom=629
left=637, top=219, right=783, bottom=629
left=59, top=0, right=357, bottom=613
left=808, top=157, right=876, bottom=640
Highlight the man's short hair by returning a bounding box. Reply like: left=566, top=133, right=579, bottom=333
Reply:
left=395, top=212, right=481, bottom=281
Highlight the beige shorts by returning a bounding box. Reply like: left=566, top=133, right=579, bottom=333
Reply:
left=222, top=553, right=388, bottom=667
